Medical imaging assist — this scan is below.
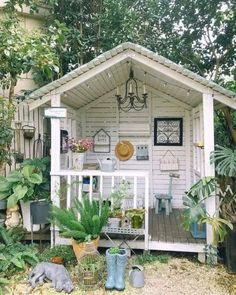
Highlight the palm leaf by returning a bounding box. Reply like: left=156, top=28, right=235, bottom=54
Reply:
left=210, top=145, right=236, bottom=177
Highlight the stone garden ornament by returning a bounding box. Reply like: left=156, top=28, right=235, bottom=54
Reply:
left=29, top=262, right=74, bottom=293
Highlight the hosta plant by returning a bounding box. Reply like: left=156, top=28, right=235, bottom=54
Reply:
left=0, top=164, right=43, bottom=208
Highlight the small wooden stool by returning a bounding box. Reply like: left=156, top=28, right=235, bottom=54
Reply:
left=154, top=173, right=180, bottom=216
left=155, top=194, right=172, bottom=216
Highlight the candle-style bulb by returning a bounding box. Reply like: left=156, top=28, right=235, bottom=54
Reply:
left=143, top=83, right=146, bottom=94
left=129, top=82, right=133, bottom=93
left=116, top=86, right=120, bottom=95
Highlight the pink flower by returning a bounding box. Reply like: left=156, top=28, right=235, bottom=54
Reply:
left=68, top=138, right=93, bottom=153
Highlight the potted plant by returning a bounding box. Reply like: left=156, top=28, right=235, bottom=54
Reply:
left=51, top=195, right=110, bottom=261
left=0, top=164, right=49, bottom=231
left=108, top=180, right=130, bottom=227
left=105, top=247, right=128, bottom=291
left=126, top=208, right=145, bottom=229
left=0, top=97, right=15, bottom=176
left=68, top=137, right=93, bottom=170
left=21, top=157, right=51, bottom=226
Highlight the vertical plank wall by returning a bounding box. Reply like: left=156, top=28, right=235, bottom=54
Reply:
left=7, top=103, right=45, bottom=174
left=7, top=101, right=77, bottom=174
left=82, top=88, right=193, bottom=208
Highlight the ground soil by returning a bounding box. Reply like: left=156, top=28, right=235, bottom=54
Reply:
left=7, top=256, right=236, bottom=295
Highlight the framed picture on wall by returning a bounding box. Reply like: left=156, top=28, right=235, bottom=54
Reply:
left=154, top=118, right=183, bottom=146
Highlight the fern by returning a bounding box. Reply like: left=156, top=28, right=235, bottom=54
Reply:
left=92, top=215, right=100, bottom=235
left=51, top=195, right=109, bottom=242
left=61, top=230, right=88, bottom=240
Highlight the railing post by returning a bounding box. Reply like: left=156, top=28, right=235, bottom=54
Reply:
left=66, top=175, right=71, bottom=209
left=50, top=93, right=61, bottom=247
left=144, top=174, right=149, bottom=251
left=133, top=176, right=137, bottom=208
left=89, top=176, right=93, bottom=201
left=78, top=175, right=83, bottom=201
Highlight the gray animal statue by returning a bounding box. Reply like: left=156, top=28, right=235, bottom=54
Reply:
left=29, top=262, right=74, bottom=293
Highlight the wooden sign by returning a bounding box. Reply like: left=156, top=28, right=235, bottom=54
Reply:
left=44, top=107, right=67, bottom=118
left=93, top=129, right=110, bottom=153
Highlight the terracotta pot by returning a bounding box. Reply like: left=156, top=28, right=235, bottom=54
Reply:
left=50, top=256, right=64, bottom=265
left=72, top=236, right=100, bottom=261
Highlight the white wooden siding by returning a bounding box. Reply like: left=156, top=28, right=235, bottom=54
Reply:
left=151, top=96, right=187, bottom=208
left=81, top=86, right=193, bottom=208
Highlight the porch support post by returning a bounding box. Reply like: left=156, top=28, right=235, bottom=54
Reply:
left=50, top=93, right=61, bottom=246
left=202, top=93, right=215, bottom=245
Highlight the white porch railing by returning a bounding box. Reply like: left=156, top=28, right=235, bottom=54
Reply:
left=50, top=169, right=149, bottom=250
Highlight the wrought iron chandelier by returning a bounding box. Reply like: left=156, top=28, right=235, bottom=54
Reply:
left=116, top=67, right=148, bottom=112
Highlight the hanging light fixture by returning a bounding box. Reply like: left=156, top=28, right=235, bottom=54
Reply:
left=116, top=66, right=148, bottom=112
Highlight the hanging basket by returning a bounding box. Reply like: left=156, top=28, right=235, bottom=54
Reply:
left=22, top=125, right=35, bottom=139
left=160, top=150, right=179, bottom=171
left=13, top=151, right=24, bottom=163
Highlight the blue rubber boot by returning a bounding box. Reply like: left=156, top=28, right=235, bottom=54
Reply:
left=105, top=249, right=116, bottom=290
left=115, top=249, right=128, bottom=291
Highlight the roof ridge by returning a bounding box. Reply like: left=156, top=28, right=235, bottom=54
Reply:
left=29, top=42, right=235, bottom=100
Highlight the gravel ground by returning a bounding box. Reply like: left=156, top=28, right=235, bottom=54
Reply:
left=7, top=257, right=236, bottom=295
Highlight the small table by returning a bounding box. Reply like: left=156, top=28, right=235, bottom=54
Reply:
left=102, top=226, right=145, bottom=255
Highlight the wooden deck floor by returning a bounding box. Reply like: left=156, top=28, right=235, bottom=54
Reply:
left=149, top=208, right=205, bottom=244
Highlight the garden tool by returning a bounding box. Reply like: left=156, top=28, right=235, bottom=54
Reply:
left=105, top=249, right=117, bottom=290
left=33, top=133, right=43, bottom=158
left=13, top=122, right=24, bottom=163
left=115, top=249, right=128, bottom=291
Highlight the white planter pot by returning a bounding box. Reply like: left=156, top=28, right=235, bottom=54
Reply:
left=20, top=201, right=40, bottom=232
left=108, top=217, right=121, bottom=228
left=72, top=153, right=85, bottom=171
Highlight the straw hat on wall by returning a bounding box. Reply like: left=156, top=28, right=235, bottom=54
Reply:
left=115, top=141, right=134, bottom=161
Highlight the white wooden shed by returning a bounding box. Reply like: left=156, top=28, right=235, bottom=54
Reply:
left=26, top=42, right=236, bottom=259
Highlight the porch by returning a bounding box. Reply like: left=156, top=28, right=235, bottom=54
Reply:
left=99, top=209, right=205, bottom=254
left=51, top=169, right=205, bottom=256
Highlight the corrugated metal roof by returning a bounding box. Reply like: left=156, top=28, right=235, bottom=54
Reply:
left=29, top=42, right=236, bottom=101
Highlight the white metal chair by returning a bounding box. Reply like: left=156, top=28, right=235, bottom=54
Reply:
left=154, top=173, right=180, bottom=215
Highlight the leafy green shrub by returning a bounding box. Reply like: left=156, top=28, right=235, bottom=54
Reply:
left=39, top=245, right=76, bottom=265
left=21, top=157, right=51, bottom=200
left=0, top=242, right=38, bottom=276
left=0, top=226, right=26, bottom=245
left=0, top=164, right=43, bottom=208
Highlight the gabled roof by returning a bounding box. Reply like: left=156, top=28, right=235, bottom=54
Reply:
left=29, top=42, right=236, bottom=110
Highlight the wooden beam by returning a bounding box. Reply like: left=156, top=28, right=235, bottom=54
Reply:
left=202, top=93, right=215, bottom=246
left=28, top=93, right=53, bottom=111
left=212, top=93, right=236, bottom=110
left=133, top=53, right=209, bottom=93
left=185, top=110, right=191, bottom=190
left=50, top=94, right=61, bottom=173
left=53, top=53, right=128, bottom=96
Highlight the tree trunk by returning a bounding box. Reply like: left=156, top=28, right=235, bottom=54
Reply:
left=222, top=107, right=236, bottom=145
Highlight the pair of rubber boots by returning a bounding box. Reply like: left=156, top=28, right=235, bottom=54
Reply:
left=105, top=248, right=128, bottom=291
